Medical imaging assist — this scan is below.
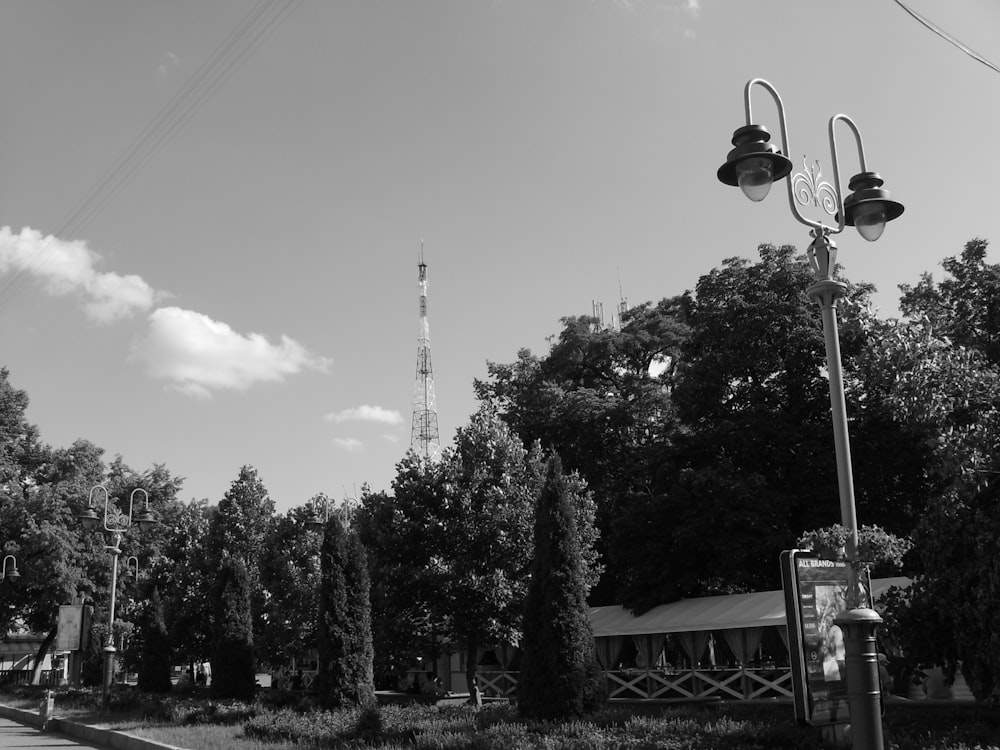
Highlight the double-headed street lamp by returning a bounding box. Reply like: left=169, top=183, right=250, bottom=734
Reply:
left=78, top=485, right=158, bottom=714
left=717, top=78, right=903, bottom=750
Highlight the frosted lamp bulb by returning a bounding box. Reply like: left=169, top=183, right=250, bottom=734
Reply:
left=736, top=157, right=774, bottom=202
left=853, top=202, right=887, bottom=242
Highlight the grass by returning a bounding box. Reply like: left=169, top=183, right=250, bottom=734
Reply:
left=3, top=685, right=998, bottom=750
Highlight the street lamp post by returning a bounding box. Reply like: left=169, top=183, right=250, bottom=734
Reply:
left=717, top=79, right=903, bottom=750
left=78, top=485, right=158, bottom=715
left=305, top=493, right=332, bottom=531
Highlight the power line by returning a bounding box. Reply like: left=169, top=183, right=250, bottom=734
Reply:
left=892, top=0, right=1000, bottom=76
left=0, top=0, right=301, bottom=308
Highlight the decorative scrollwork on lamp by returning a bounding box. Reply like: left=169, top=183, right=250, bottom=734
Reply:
left=792, top=158, right=838, bottom=216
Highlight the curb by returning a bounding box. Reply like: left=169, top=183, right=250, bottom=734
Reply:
left=1, top=703, right=189, bottom=750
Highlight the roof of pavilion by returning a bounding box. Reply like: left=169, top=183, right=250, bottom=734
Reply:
left=589, top=576, right=910, bottom=637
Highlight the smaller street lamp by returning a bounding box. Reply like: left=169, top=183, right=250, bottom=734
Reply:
left=305, top=493, right=332, bottom=530
left=1, top=554, right=19, bottom=582
left=78, top=485, right=158, bottom=714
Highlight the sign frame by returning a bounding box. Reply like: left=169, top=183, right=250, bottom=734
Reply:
left=780, top=550, right=870, bottom=726
left=56, top=604, right=87, bottom=651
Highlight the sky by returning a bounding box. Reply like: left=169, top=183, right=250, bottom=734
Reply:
left=2, top=0, right=999, bottom=514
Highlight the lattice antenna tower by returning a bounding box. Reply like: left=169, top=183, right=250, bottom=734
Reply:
left=616, top=268, right=629, bottom=328
left=410, top=242, right=442, bottom=461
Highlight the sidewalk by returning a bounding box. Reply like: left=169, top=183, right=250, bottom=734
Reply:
left=0, top=716, right=111, bottom=749
left=0, top=706, right=186, bottom=750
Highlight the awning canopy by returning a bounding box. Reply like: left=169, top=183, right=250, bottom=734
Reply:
left=590, top=577, right=909, bottom=637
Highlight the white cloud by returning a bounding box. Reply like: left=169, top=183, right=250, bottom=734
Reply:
left=131, top=306, right=332, bottom=398
left=0, top=226, right=160, bottom=323
left=333, top=437, right=364, bottom=452
left=325, top=405, right=404, bottom=426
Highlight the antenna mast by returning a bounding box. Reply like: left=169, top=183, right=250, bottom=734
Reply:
left=410, top=241, right=442, bottom=461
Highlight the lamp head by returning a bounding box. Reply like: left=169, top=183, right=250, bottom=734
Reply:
left=134, top=509, right=158, bottom=532
left=842, top=171, right=904, bottom=242
left=2, top=556, right=19, bottom=582
left=77, top=507, right=101, bottom=531
left=717, top=124, right=793, bottom=202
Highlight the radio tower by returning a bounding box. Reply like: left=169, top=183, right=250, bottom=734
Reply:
left=410, top=243, right=441, bottom=461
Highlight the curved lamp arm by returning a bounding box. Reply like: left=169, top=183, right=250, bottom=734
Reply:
left=1, top=554, right=19, bottom=581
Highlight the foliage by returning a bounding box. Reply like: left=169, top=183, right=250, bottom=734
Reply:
left=211, top=556, right=256, bottom=700
left=61, top=696, right=996, bottom=750
left=519, top=456, right=605, bottom=720
left=900, top=238, right=1000, bottom=366
left=315, top=513, right=375, bottom=708
left=355, top=477, right=444, bottom=688
left=796, top=523, right=913, bottom=578
left=444, top=409, right=551, bottom=693
left=862, top=242, right=1000, bottom=699
left=257, top=502, right=323, bottom=669
left=474, top=300, right=687, bottom=603
left=207, top=465, right=275, bottom=665
left=137, top=587, right=172, bottom=693
left=156, top=498, right=215, bottom=668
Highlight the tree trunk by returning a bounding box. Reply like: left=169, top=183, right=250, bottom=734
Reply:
left=464, top=635, right=481, bottom=705
left=30, top=625, right=57, bottom=685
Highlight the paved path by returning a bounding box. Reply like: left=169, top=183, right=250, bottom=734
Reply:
left=0, top=717, right=109, bottom=749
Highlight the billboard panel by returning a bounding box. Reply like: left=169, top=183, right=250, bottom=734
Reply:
left=780, top=550, right=870, bottom=726
left=56, top=604, right=85, bottom=651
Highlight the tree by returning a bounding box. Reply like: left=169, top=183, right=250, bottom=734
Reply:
left=359, top=413, right=600, bottom=694
left=316, top=514, right=374, bottom=708
left=207, top=465, right=275, bottom=657
left=356, top=477, right=444, bottom=688
left=899, top=238, right=1000, bottom=366
left=137, top=587, right=172, bottom=693
left=474, top=300, right=686, bottom=603
left=0, top=367, right=47, bottom=501
left=608, top=246, right=849, bottom=605
left=852, top=296, right=1000, bottom=700
left=258, top=502, right=323, bottom=670
left=519, top=456, right=604, bottom=719
left=156, top=498, right=215, bottom=671
left=211, top=556, right=256, bottom=699
left=444, top=409, right=545, bottom=695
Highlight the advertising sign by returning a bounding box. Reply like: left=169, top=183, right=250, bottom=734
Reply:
left=56, top=604, right=85, bottom=651
left=780, top=550, right=870, bottom=726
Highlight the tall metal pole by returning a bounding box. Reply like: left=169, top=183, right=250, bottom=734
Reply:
left=718, top=80, right=903, bottom=749
left=102, top=533, right=122, bottom=716
left=806, top=232, right=861, bottom=577
left=807, top=232, right=885, bottom=750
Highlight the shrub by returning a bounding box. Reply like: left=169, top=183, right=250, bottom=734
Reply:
left=519, top=456, right=604, bottom=720
left=137, top=588, right=172, bottom=693
left=315, top=515, right=376, bottom=708
left=210, top=557, right=256, bottom=700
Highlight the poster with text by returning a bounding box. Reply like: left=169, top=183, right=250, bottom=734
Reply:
left=781, top=552, right=870, bottom=726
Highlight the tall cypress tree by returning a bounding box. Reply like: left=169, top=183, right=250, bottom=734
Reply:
left=137, top=587, right=172, bottom=693
left=316, top=514, right=375, bottom=708
left=519, top=456, right=605, bottom=719
left=211, top=556, right=256, bottom=700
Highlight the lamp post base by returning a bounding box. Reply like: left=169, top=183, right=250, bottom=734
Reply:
left=835, top=608, right=884, bottom=750
left=101, top=645, right=116, bottom=716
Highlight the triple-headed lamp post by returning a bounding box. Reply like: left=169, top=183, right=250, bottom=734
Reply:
left=78, top=485, right=158, bottom=715
left=717, top=79, right=904, bottom=750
